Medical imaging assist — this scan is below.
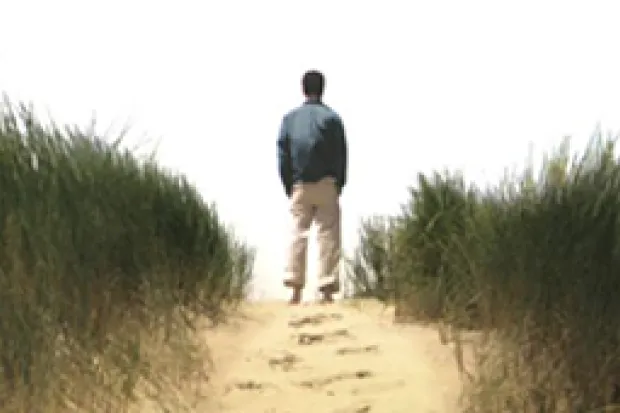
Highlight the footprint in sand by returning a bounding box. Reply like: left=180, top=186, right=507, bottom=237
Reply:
left=225, top=380, right=275, bottom=394
left=267, top=351, right=303, bottom=372
left=332, top=404, right=372, bottom=413
left=335, top=344, right=379, bottom=356
left=288, top=313, right=343, bottom=328
left=295, top=328, right=352, bottom=345
left=297, top=370, right=374, bottom=390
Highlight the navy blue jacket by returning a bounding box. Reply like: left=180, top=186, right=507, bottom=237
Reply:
left=277, top=100, right=348, bottom=197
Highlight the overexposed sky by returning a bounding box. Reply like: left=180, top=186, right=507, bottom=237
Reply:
left=2, top=0, right=619, bottom=300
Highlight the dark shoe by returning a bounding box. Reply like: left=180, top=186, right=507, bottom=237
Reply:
left=318, top=283, right=337, bottom=304
left=319, top=293, right=334, bottom=305
left=288, top=287, right=302, bottom=305
left=318, top=282, right=339, bottom=294
left=284, top=279, right=299, bottom=288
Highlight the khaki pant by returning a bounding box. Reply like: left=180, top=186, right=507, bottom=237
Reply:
left=284, top=177, right=341, bottom=293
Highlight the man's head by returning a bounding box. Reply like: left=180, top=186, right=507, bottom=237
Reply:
left=302, top=70, right=325, bottom=99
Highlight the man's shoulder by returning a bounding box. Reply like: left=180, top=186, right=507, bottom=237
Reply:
left=282, top=105, right=304, bottom=122
left=283, top=103, right=342, bottom=123
left=320, top=105, right=344, bottom=127
left=320, top=104, right=343, bottom=122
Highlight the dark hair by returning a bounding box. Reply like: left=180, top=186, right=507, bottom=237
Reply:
left=302, top=70, right=325, bottom=97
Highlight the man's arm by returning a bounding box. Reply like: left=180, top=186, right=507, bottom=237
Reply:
left=276, top=115, right=293, bottom=197
left=332, top=116, right=347, bottom=194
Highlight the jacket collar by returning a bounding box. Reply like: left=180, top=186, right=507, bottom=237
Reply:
left=304, top=96, right=322, bottom=105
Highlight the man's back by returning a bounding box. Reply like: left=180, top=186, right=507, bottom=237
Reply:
left=278, top=100, right=347, bottom=196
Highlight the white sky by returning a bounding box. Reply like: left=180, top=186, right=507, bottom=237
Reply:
left=2, top=0, right=619, bottom=300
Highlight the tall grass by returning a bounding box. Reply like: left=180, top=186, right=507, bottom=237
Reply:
left=350, top=133, right=620, bottom=411
left=0, top=97, right=254, bottom=412
left=344, top=216, right=397, bottom=301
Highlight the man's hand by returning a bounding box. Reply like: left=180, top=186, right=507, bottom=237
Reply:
left=277, top=116, right=293, bottom=198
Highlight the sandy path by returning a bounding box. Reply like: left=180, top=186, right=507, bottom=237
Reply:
left=197, top=300, right=465, bottom=413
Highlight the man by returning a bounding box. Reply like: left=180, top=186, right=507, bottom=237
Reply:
left=277, top=70, right=348, bottom=305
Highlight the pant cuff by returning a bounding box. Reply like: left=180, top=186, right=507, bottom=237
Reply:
left=318, top=277, right=340, bottom=293
left=284, top=277, right=304, bottom=289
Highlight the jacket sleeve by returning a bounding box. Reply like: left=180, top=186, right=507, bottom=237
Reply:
left=332, top=116, right=348, bottom=193
left=276, top=116, right=292, bottom=196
